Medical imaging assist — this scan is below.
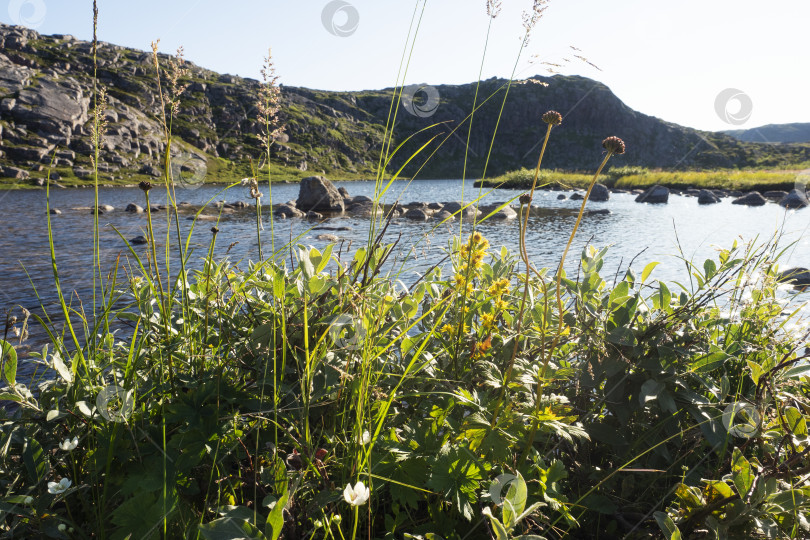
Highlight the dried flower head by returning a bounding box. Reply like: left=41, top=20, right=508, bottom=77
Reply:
left=486, top=0, right=502, bottom=18
left=167, top=47, right=189, bottom=118
left=138, top=181, right=152, bottom=192
left=542, top=110, right=563, bottom=126
left=210, top=226, right=219, bottom=235
left=257, top=48, right=285, bottom=155
left=522, top=0, right=550, bottom=44
left=519, top=193, right=532, bottom=205
left=602, top=136, right=626, bottom=155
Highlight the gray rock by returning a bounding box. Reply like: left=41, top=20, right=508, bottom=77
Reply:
left=557, top=194, right=566, bottom=200
left=404, top=208, right=429, bottom=221
left=125, top=203, right=144, bottom=213
left=95, top=204, right=114, bottom=213
left=589, top=183, right=610, bottom=202
left=635, top=185, right=670, bottom=204
left=316, top=234, right=339, bottom=242
left=1, top=166, right=29, bottom=180
left=778, top=267, right=810, bottom=286
left=274, top=203, right=304, bottom=218
left=434, top=210, right=455, bottom=222
left=441, top=202, right=480, bottom=219
left=763, top=190, right=788, bottom=200
left=49, top=208, right=61, bottom=215
left=779, top=189, right=808, bottom=209
left=697, top=190, right=720, bottom=205
left=570, top=192, right=584, bottom=201
left=481, top=204, right=518, bottom=220
left=731, top=192, right=767, bottom=206
left=428, top=202, right=444, bottom=210
left=306, top=211, right=324, bottom=220
left=337, top=186, right=349, bottom=198
left=296, top=176, right=344, bottom=213
left=586, top=208, right=611, bottom=216
left=350, top=195, right=373, bottom=204
left=130, top=236, right=148, bottom=245
left=347, top=202, right=383, bottom=218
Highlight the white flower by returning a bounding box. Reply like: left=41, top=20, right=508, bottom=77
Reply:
left=57, top=524, right=66, bottom=532
left=343, top=481, right=370, bottom=506
left=59, top=436, right=78, bottom=451
left=47, top=478, right=72, bottom=495
left=23, top=496, right=33, bottom=505
left=360, top=430, right=371, bottom=445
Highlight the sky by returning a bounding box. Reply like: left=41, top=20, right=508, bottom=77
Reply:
left=1, top=0, right=808, bottom=133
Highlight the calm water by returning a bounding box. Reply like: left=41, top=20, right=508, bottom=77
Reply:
left=2, top=179, right=810, bottom=373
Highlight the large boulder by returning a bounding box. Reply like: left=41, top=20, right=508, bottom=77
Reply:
left=635, top=185, right=669, bottom=204
left=296, top=176, right=345, bottom=213
left=481, top=204, right=518, bottom=220
left=777, top=267, right=810, bottom=286
left=779, top=189, right=808, bottom=209
left=697, top=190, right=720, bottom=205
left=589, top=183, right=610, bottom=202
left=731, top=192, right=767, bottom=206
left=442, top=201, right=480, bottom=219
left=404, top=208, right=429, bottom=221
left=274, top=203, right=304, bottom=218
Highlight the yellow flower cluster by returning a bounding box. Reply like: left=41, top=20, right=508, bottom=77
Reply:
left=487, top=278, right=510, bottom=298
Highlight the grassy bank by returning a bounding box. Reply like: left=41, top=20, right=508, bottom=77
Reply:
left=481, top=164, right=810, bottom=192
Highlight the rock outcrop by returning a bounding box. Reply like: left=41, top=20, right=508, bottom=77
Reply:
left=635, top=185, right=669, bottom=204
left=296, top=176, right=344, bottom=213
left=731, top=192, right=767, bottom=206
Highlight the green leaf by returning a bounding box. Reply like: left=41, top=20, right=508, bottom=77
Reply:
left=265, top=491, right=288, bottom=540
left=502, top=472, right=528, bottom=529
left=606, top=327, right=636, bottom=347
left=639, top=379, right=664, bottom=405
left=703, top=259, right=717, bottom=279
left=731, top=448, right=754, bottom=499
left=582, top=494, right=617, bottom=515
left=51, top=352, right=73, bottom=384
left=199, top=517, right=267, bottom=540
left=652, top=282, right=671, bottom=312
left=653, top=511, right=682, bottom=540
left=22, top=438, right=49, bottom=485
left=0, top=393, right=21, bottom=403
left=692, top=349, right=729, bottom=373
left=783, top=364, right=810, bottom=379
left=0, top=340, right=17, bottom=387
left=784, top=406, right=807, bottom=437
left=482, top=507, right=509, bottom=540
left=641, top=261, right=660, bottom=282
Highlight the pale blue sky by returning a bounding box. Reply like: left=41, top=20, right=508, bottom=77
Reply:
left=2, top=0, right=808, bottom=132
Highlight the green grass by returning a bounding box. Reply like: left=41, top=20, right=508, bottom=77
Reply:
left=483, top=165, right=809, bottom=192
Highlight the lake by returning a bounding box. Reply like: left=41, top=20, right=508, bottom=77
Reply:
left=2, top=178, right=810, bottom=374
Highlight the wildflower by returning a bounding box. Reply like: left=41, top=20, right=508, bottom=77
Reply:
left=359, top=430, right=371, bottom=445
left=542, top=110, right=563, bottom=126
left=138, top=181, right=152, bottom=192
left=210, top=226, right=219, bottom=236
left=494, top=298, right=509, bottom=312
left=602, top=136, right=626, bottom=155
left=343, top=481, right=370, bottom=506
left=487, top=278, right=510, bottom=298
left=481, top=313, right=496, bottom=330
left=486, top=0, right=502, bottom=18
left=519, top=193, right=532, bottom=205
left=23, top=496, right=33, bottom=505
left=441, top=324, right=456, bottom=335
left=47, top=478, right=72, bottom=495
left=58, top=524, right=66, bottom=532
left=59, top=436, right=78, bottom=451
left=472, top=338, right=492, bottom=358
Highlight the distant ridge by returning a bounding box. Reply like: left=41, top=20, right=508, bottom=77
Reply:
left=722, top=123, right=810, bottom=144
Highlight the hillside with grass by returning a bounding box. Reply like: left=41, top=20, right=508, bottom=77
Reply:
left=2, top=22, right=810, bottom=188
left=724, top=122, right=810, bottom=144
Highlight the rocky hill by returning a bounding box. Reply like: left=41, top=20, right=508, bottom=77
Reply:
left=723, top=123, right=810, bottom=144
left=1, top=22, right=808, bottom=187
